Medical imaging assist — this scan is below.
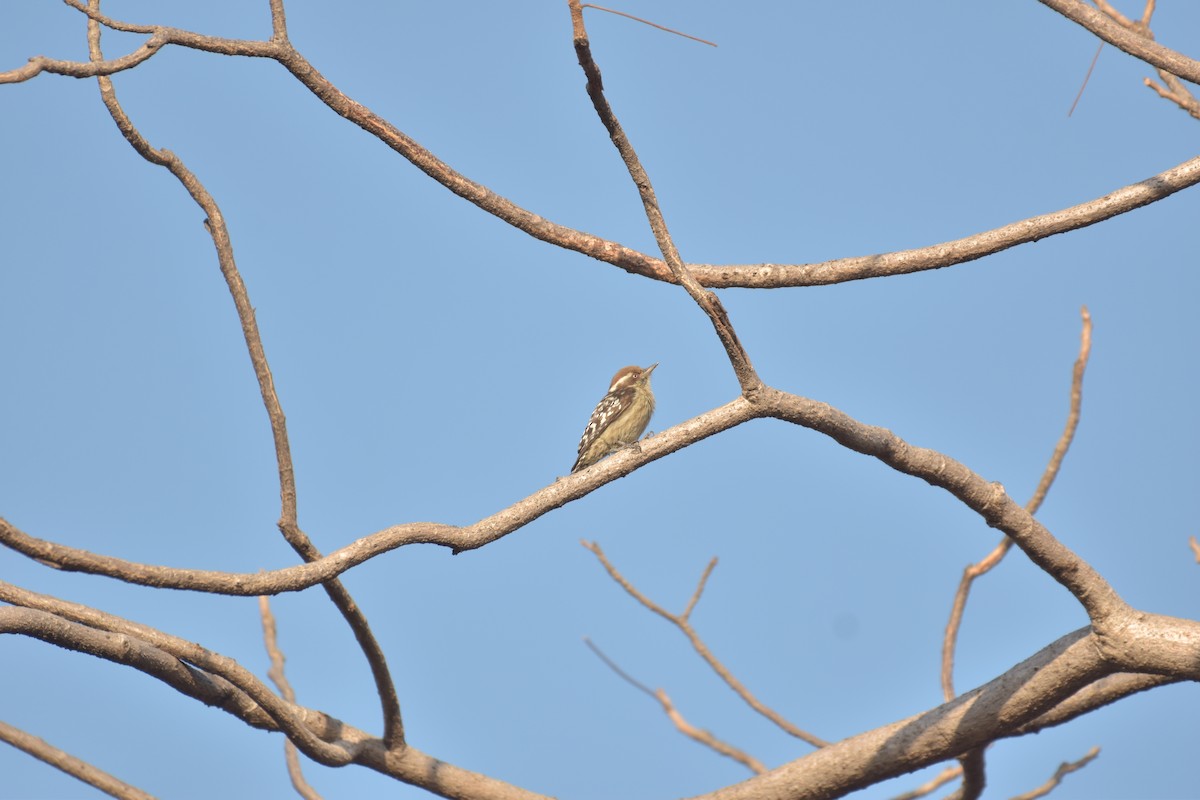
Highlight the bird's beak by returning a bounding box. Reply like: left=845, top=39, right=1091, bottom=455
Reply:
left=642, top=363, right=659, bottom=379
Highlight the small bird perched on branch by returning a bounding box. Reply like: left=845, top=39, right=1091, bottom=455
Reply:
left=572, top=363, right=658, bottom=473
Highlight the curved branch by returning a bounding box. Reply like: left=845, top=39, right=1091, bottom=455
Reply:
left=0, top=599, right=551, bottom=800
left=83, top=3, right=403, bottom=747
left=0, top=399, right=759, bottom=593
left=1, top=599, right=352, bottom=766
left=757, top=387, right=1124, bottom=621
left=32, top=1, right=1196, bottom=295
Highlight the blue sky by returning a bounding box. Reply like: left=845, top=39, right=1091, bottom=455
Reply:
left=2, top=2, right=1198, bottom=798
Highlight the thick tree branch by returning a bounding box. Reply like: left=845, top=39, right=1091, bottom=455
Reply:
left=688, top=623, right=1200, bottom=800
left=756, top=387, right=1124, bottom=621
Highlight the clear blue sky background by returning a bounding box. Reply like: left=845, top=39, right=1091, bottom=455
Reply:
left=3, top=2, right=1198, bottom=798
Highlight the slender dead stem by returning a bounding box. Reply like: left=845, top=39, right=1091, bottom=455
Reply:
left=583, top=541, right=828, bottom=747
left=933, top=309, right=1091, bottom=798
left=1009, top=747, right=1100, bottom=800
left=260, top=597, right=324, bottom=800
left=889, top=765, right=963, bottom=800
left=84, top=0, right=402, bottom=749
left=581, top=4, right=717, bottom=47
left=941, top=308, right=1093, bottom=699
left=584, top=638, right=765, bottom=773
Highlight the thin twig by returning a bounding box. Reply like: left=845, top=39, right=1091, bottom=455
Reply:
left=583, top=637, right=656, bottom=698
left=259, top=597, right=324, bottom=800
left=583, top=639, right=765, bottom=773
left=84, top=0, right=403, bottom=749
left=1067, top=42, right=1103, bottom=116
left=1189, top=535, right=1200, bottom=564
left=683, top=557, right=718, bottom=620
left=581, top=4, right=717, bottom=47
left=941, top=307, right=1093, bottom=699
left=583, top=541, right=828, bottom=747
left=1009, top=747, right=1101, bottom=800
left=889, top=764, right=963, bottom=800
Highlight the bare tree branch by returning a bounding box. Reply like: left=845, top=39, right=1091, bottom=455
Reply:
left=259, top=597, right=324, bottom=800
left=584, top=639, right=766, bottom=774
left=0, top=41, right=162, bottom=83
left=0, top=399, right=757, bottom=592
left=890, top=765, right=962, bottom=800
left=84, top=0, right=403, bottom=748
left=0, top=590, right=551, bottom=800
left=16, top=0, right=1189, bottom=295
left=1038, top=0, right=1200, bottom=83
left=0, top=719, right=156, bottom=800
left=684, top=625, right=1199, bottom=800
left=1013, top=673, right=1177, bottom=734
left=942, top=307, right=1093, bottom=698
left=581, top=3, right=717, bottom=47
left=584, top=541, right=829, bottom=748
left=1008, top=746, right=1100, bottom=800
left=568, top=0, right=759, bottom=393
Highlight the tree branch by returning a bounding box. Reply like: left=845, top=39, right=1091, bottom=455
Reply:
left=84, top=0, right=403, bottom=748
left=1038, top=0, right=1200, bottom=83
left=0, top=719, right=155, bottom=800
left=683, top=626, right=1195, bottom=800
left=585, top=541, right=828, bottom=747
left=26, top=0, right=1194, bottom=296
left=583, top=639, right=766, bottom=774
left=942, top=307, right=1092, bottom=698
left=568, top=0, right=758, bottom=393
left=259, top=597, right=324, bottom=800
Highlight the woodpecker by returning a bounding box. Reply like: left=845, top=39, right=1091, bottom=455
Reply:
left=571, top=363, right=658, bottom=473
